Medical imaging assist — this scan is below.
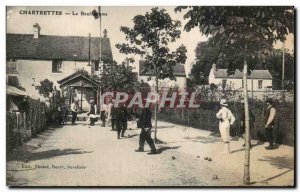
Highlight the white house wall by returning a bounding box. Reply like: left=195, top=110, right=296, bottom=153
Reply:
left=16, top=59, right=91, bottom=97
left=138, top=76, right=187, bottom=91
left=212, top=78, right=272, bottom=91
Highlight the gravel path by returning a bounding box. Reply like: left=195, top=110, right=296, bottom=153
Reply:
left=7, top=121, right=294, bottom=186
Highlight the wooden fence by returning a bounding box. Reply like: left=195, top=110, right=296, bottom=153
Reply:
left=7, top=98, right=49, bottom=152
left=157, top=101, right=295, bottom=146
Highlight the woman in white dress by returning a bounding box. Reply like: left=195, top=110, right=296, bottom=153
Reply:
left=216, top=99, right=235, bottom=154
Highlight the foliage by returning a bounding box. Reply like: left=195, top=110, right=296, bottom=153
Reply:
left=116, top=7, right=187, bottom=81
left=264, top=51, right=294, bottom=90
left=192, top=38, right=295, bottom=90
left=176, top=6, right=294, bottom=184
left=139, top=79, right=151, bottom=98
left=36, top=79, right=54, bottom=98
left=157, top=101, right=294, bottom=146
left=75, top=68, right=90, bottom=77
left=175, top=6, right=294, bottom=74
left=100, top=60, right=139, bottom=92
left=7, top=77, right=26, bottom=91
left=190, top=38, right=229, bottom=86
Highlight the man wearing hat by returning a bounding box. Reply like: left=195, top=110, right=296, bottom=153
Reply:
left=264, top=98, right=276, bottom=150
left=216, top=99, right=235, bottom=154
left=135, top=106, right=157, bottom=155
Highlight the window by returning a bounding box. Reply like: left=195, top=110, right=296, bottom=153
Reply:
left=242, top=80, right=244, bottom=88
left=52, top=60, right=62, bottom=73
left=258, top=80, right=263, bottom=89
left=7, top=76, right=18, bottom=85
left=7, top=59, right=17, bottom=72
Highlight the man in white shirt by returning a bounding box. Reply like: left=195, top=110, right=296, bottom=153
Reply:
left=71, top=99, right=79, bottom=125
left=216, top=99, right=235, bottom=154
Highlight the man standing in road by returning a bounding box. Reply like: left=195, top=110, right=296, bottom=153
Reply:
left=216, top=99, right=235, bottom=154
left=135, top=106, right=157, bottom=155
left=264, top=98, right=277, bottom=150
left=106, top=99, right=113, bottom=126
left=120, top=103, right=128, bottom=137
left=71, top=99, right=79, bottom=125
left=100, top=102, right=108, bottom=127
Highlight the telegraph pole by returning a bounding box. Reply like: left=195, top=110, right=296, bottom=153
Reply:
left=282, top=42, right=285, bottom=90
left=98, top=6, right=102, bottom=107
left=88, top=33, right=91, bottom=66
left=92, top=6, right=107, bottom=106
left=98, top=6, right=102, bottom=65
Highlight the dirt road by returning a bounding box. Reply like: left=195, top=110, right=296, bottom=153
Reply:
left=7, top=121, right=294, bottom=186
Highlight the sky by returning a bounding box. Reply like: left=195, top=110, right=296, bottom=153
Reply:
left=6, top=6, right=294, bottom=75
left=6, top=6, right=208, bottom=74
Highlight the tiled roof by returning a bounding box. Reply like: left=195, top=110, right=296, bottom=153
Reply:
left=139, top=60, right=186, bottom=76
left=6, top=34, right=113, bottom=61
left=57, top=74, right=100, bottom=87
left=214, top=69, right=272, bottom=79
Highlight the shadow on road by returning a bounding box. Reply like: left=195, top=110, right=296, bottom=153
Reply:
left=249, top=155, right=294, bottom=185
left=156, top=146, right=181, bottom=154
left=7, top=148, right=93, bottom=162
left=231, top=143, right=278, bottom=154
left=250, top=169, right=293, bottom=185
left=183, top=135, right=222, bottom=144
left=258, top=155, right=294, bottom=170
left=127, top=134, right=139, bottom=138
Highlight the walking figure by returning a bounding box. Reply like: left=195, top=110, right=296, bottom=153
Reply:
left=135, top=107, right=157, bottom=155
left=264, top=98, right=276, bottom=150
left=110, top=105, right=117, bottom=131
left=116, top=103, right=128, bottom=138
left=216, top=99, right=235, bottom=154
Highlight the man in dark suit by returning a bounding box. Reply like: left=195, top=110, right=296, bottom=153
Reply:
left=264, top=98, right=276, bottom=150
left=115, top=103, right=128, bottom=139
left=135, top=107, right=157, bottom=155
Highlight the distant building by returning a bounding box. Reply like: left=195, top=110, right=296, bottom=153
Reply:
left=138, top=60, right=187, bottom=91
left=208, top=64, right=273, bottom=91
left=6, top=23, right=113, bottom=99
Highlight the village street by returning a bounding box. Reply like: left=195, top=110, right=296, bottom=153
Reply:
left=7, top=120, right=294, bottom=187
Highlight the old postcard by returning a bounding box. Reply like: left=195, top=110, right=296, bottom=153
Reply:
left=6, top=6, right=295, bottom=187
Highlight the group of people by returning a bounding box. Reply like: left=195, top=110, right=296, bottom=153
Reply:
left=84, top=99, right=157, bottom=154
left=68, top=97, right=276, bottom=155
left=216, top=98, right=277, bottom=154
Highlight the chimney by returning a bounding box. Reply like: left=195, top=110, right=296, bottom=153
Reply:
left=208, top=63, right=217, bottom=85
left=33, top=23, right=41, bottom=39
left=212, top=63, right=217, bottom=72
left=103, top=29, right=107, bottom=38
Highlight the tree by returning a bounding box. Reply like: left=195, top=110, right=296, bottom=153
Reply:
left=116, top=7, right=187, bottom=142
left=264, top=51, right=294, bottom=90
left=36, top=79, right=54, bottom=98
left=191, top=38, right=229, bottom=87
left=100, top=60, right=139, bottom=92
left=175, top=6, right=294, bottom=184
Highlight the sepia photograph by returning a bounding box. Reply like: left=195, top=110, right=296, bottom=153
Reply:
left=5, top=5, right=295, bottom=187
